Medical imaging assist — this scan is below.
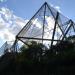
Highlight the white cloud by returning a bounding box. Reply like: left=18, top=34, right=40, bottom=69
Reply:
left=54, top=6, right=61, bottom=13
left=0, top=7, right=28, bottom=42
left=50, top=3, right=61, bottom=13
left=0, top=29, right=15, bottom=41
left=32, top=18, right=42, bottom=29
left=0, top=0, right=7, bottom=3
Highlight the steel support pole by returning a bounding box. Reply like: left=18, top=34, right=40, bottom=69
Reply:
left=47, top=3, right=67, bottom=40
left=18, top=37, right=62, bottom=41
left=17, top=37, right=30, bottom=47
left=16, top=2, right=47, bottom=37
left=13, top=39, right=18, bottom=52
left=61, top=20, right=73, bottom=41
left=50, top=12, right=59, bottom=50
left=70, top=20, right=75, bottom=32
left=42, top=2, right=46, bottom=43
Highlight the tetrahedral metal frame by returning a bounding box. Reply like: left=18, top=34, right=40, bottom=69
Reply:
left=12, top=2, right=75, bottom=52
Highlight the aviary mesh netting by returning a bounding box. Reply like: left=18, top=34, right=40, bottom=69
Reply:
left=16, top=2, right=75, bottom=46
left=0, top=2, right=75, bottom=54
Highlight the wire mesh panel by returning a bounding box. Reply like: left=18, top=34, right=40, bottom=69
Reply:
left=0, top=42, right=7, bottom=55
left=0, top=41, right=14, bottom=55
left=16, top=2, right=75, bottom=48
left=64, top=21, right=75, bottom=38
left=17, top=2, right=56, bottom=44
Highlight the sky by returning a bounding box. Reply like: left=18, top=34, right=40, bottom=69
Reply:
left=0, top=0, right=75, bottom=49
left=0, top=0, right=75, bottom=20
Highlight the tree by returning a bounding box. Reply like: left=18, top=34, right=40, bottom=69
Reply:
left=18, top=41, right=48, bottom=63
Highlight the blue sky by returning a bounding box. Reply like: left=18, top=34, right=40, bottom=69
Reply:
left=0, top=0, right=75, bottom=50
left=0, top=0, right=75, bottom=20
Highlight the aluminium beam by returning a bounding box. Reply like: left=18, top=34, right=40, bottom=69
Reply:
left=47, top=3, right=66, bottom=40
left=61, top=20, right=73, bottom=41
left=17, top=37, right=62, bottom=41
left=50, top=12, right=59, bottom=49
left=42, top=2, right=46, bottom=43
left=16, top=2, right=47, bottom=37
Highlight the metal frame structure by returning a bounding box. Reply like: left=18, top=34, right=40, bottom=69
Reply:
left=1, top=2, right=75, bottom=53
left=13, top=2, right=75, bottom=51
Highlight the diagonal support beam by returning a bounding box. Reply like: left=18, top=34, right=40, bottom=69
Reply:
left=47, top=3, right=66, bottom=40
left=50, top=12, right=59, bottom=49
left=11, top=39, right=18, bottom=52
left=16, top=2, right=47, bottom=37
left=61, top=20, right=73, bottom=41
left=42, top=2, right=46, bottom=43
left=47, top=3, right=56, bottom=20
left=17, top=36, right=62, bottom=41
left=17, top=37, right=30, bottom=47
left=73, top=24, right=75, bottom=32
left=58, top=20, right=71, bottom=40
left=71, top=20, right=75, bottom=32
left=57, top=23, right=66, bottom=39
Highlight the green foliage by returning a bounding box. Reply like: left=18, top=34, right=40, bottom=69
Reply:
left=17, top=41, right=48, bottom=63
left=17, top=40, right=75, bottom=63
left=0, top=41, right=75, bottom=74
